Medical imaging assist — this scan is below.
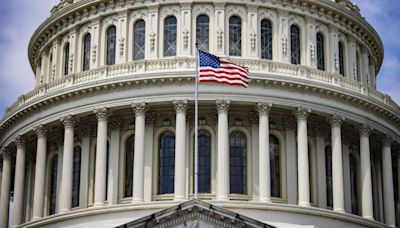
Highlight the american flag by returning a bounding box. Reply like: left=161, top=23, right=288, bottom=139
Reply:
left=198, top=50, right=249, bottom=88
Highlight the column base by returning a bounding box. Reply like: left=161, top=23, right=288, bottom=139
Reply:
left=132, top=198, right=144, bottom=203
left=93, top=202, right=105, bottom=207
left=173, top=195, right=186, bottom=201
left=298, top=202, right=311, bottom=207
left=59, top=208, right=70, bottom=214
left=215, top=195, right=229, bottom=201
left=334, top=208, right=346, bottom=213
left=259, top=198, right=272, bottom=203
left=362, top=215, right=374, bottom=220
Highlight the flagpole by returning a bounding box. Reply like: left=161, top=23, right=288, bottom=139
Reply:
left=194, top=44, right=199, bottom=200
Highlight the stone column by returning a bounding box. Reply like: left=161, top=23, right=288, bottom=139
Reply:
left=359, top=124, right=374, bottom=219
left=132, top=103, right=147, bottom=203
left=12, top=136, right=27, bottom=225
left=284, top=118, right=297, bottom=204
left=329, top=115, right=345, bottom=213
left=257, top=103, right=272, bottom=203
left=296, top=108, right=311, bottom=207
left=32, top=125, right=48, bottom=220
left=173, top=100, right=188, bottom=201
left=0, top=148, right=12, bottom=228
left=59, top=115, right=77, bottom=213
left=381, top=135, right=396, bottom=227
left=216, top=100, right=230, bottom=200
left=93, top=108, right=109, bottom=207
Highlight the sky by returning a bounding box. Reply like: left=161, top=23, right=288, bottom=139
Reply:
left=0, top=0, right=399, bottom=118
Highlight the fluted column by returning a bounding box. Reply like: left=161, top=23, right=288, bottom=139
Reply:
left=257, top=103, right=272, bottom=202
left=216, top=100, right=230, bottom=200
left=329, top=115, right=345, bottom=213
left=12, top=136, right=26, bottom=225
left=32, top=125, right=48, bottom=220
left=359, top=124, right=373, bottom=219
left=173, top=100, right=188, bottom=201
left=93, top=108, right=109, bottom=207
left=132, top=103, right=147, bottom=203
left=59, top=115, right=77, bottom=213
left=381, top=135, right=396, bottom=227
left=0, top=148, right=12, bottom=228
left=296, top=108, right=311, bottom=207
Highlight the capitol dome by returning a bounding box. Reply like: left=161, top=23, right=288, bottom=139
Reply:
left=0, top=0, right=399, bottom=227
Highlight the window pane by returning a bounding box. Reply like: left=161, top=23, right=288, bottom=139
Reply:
left=159, top=131, right=175, bottom=194
left=196, top=15, right=209, bottom=51
left=64, top=43, right=70, bottom=75
left=229, top=16, right=242, bottom=56
left=350, top=154, right=359, bottom=215
left=106, top=26, right=116, bottom=65
left=125, top=135, right=135, bottom=197
left=197, top=130, right=211, bottom=193
left=134, top=20, right=145, bottom=60
left=164, top=16, right=177, bottom=57
left=83, top=34, right=91, bottom=71
left=49, top=155, right=58, bottom=215
left=270, top=135, right=280, bottom=197
left=339, top=42, right=345, bottom=76
left=317, top=33, right=325, bottom=70
left=229, top=131, right=246, bottom=194
left=325, top=146, right=333, bottom=208
left=356, top=52, right=361, bottom=81
left=72, top=147, right=81, bottom=208
left=261, top=19, right=273, bottom=60
left=290, top=25, right=301, bottom=64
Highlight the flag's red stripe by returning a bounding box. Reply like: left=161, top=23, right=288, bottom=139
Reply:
left=220, top=60, right=249, bottom=71
left=199, top=73, right=249, bottom=82
left=199, top=76, right=248, bottom=86
left=199, top=68, right=249, bottom=79
left=199, top=79, right=248, bottom=88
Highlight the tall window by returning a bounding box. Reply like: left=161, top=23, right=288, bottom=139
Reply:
left=197, top=130, right=211, bottom=193
left=125, top=135, right=135, bottom=197
left=290, top=25, right=301, bottom=64
left=49, top=52, right=53, bottom=81
left=338, top=42, right=345, bottom=76
left=83, top=34, right=91, bottom=71
left=196, top=15, right=210, bottom=51
left=229, top=16, right=242, bottom=56
left=106, top=26, right=117, bottom=65
left=350, top=154, right=359, bottom=215
left=325, top=146, right=333, bottom=208
left=49, top=155, right=58, bottom=215
left=270, top=135, right=280, bottom=197
left=229, top=131, right=246, bottom=194
left=316, top=33, right=325, bottom=70
left=261, top=19, right=273, bottom=60
left=72, top=146, right=81, bottom=208
left=133, top=20, right=145, bottom=60
left=159, top=131, right=175, bottom=194
left=164, top=16, right=177, bottom=57
left=64, top=42, right=70, bottom=75
left=356, top=51, right=361, bottom=81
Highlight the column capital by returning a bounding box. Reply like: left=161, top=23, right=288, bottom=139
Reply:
left=132, top=102, right=147, bottom=116
left=33, top=124, right=48, bottom=138
left=14, top=135, right=26, bottom=148
left=359, top=124, right=372, bottom=137
left=329, top=115, right=345, bottom=128
left=173, top=100, right=188, bottom=113
left=382, top=135, right=393, bottom=147
left=0, top=148, right=13, bottom=160
left=216, top=100, right=231, bottom=113
left=93, top=108, right=109, bottom=121
left=256, top=103, right=272, bottom=116
left=295, top=108, right=311, bottom=121
left=60, top=115, right=79, bottom=128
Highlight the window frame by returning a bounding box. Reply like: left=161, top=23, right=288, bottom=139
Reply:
left=228, top=15, right=242, bottom=56
left=163, top=16, right=178, bottom=57
left=133, top=19, right=146, bottom=60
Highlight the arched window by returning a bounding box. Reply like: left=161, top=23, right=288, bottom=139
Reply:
left=196, top=15, right=210, bottom=51
left=229, top=16, right=242, bottom=56
left=72, top=146, right=81, bottom=208
left=63, top=42, right=70, bottom=75
left=229, top=131, right=246, bottom=194
left=197, top=130, right=211, bottom=193
left=83, top=34, right=91, bottom=71
left=325, top=146, right=333, bottom=208
left=350, top=154, right=359, bottom=215
left=164, top=16, right=177, bottom=57
left=338, top=42, right=345, bottom=76
left=106, top=26, right=117, bottom=65
left=316, top=33, right=325, bottom=70
left=49, top=155, right=58, bottom=215
left=133, top=20, right=145, bottom=60
left=270, top=135, right=280, bottom=197
left=125, top=135, right=135, bottom=197
left=159, top=131, right=175, bottom=194
left=356, top=51, right=361, bottom=81
left=261, top=19, right=273, bottom=60
left=290, top=25, right=301, bottom=64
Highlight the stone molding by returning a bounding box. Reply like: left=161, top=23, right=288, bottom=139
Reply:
left=216, top=100, right=231, bottom=113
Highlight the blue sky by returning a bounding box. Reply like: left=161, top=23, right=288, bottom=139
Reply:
left=0, top=0, right=399, bottom=118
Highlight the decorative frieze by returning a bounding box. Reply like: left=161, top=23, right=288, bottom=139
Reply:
left=216, top=100, right=230, bottom=113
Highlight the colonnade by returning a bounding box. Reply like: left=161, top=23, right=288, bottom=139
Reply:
left=0, top=101, right=398, bottom=227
